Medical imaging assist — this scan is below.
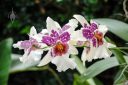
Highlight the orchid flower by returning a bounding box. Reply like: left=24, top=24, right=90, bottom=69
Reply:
left=13, top=26, right=47, bottom=63
left=73, top=14, right=114, bottom=64
left=38, top=17, right=78, bottom=72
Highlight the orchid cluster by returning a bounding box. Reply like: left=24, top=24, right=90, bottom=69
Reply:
left=13, top=15, right=113, bottom=72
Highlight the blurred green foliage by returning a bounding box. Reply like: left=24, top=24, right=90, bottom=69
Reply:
left=0, top=38, right=12, bottom=85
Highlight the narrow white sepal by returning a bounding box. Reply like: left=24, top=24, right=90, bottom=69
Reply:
left=13, top=41, right=23, bottom=49
left=46, top=17, right=61, bottom=32
left=29, top=26, right=37, bottom=37
left=73, top=14, right=89, bottom=26
left=38, top=51, right=53, bottom=66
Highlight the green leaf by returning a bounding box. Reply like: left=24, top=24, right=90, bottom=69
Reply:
left=93, top=18, right=128, bottom=41
left=72, top=55, right=98, bottom=85
left=114, top=65, right=128, bottom=85
left=20, top=25, right=31, bottom=34
left=73, top=74, right=90, bottom=85
left=71, top=55, right=86, bottom=74
left=7, top=20, right=21, bottom=29
left=111, top=49, right=127, bottom=64
left=105, top=37, right=127, bottom=64
left=0, top=38, right=13, bottom=85
left=73, top=74, right=98, bottom=85
left=80, top=56, right=128, bottom=81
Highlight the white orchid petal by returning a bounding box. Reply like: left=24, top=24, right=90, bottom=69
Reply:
left=86, top=44, right=96, bottom=61
left=98, top=25, right=108, bottom=35
left=68, top=44, right=78, bottom=55
left=73, top=14, right=89, bottom=26
left=66, top=19, right=78, bottom=33
left=81, top=44, right=97, bottom=63
left=81, top=48, right=87, bottom=65
left=20, top=49, right=43, bottom=63
left=38, top=51, right=53, bottom=66
left=92, top=42, right=111, bottom=60
left=93, top=46, right=103, bottom=59
left=19, top=50, right=29, bottom=63
left=29, top=26, right=37, bottom=37
left=46, top=17, right=61, bottom=32
left=30, top=49, right=43, bottom=61
left=55, top=22, right=61, bottom=29
left=31, top=34, right=41, bottom=42
left=96, top=45, right=111, bottom=59
left=41, top=29, right=48, bottom=34
left=103, top=48, right=112, bottom=58
left=51, top=54, right=76, bottom=72
left=90, top=20, right=98, bottom=26
left=68, top=19, right=78, bottom=28
left=71, top=29, right=87, bottom=42
left=13, top=41, right=23, bottom=49
left=31, top=30, right=48, bottom=43
left=101, top=43, right=112, bottom=58
left=90, top=41, right=112, bottom=60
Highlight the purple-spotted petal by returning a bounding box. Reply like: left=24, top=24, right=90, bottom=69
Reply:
left=62, top=25, right=70, bottom=32
left=29, top=38, right=38, bottom=43
left=90, top=23, right=98, bottom=32
left=60, top=32, right=70, bottom=42
left=21, top=40, right=32, bottom=50
left=82, top=28, right=94, bottom=39
left=50, top=30, right=59, bottom=38
left=77, top=41, right=85, bottom=46
left=42, top=36, right=56, bottom=46
left=92, top=37, right=97, bottom=47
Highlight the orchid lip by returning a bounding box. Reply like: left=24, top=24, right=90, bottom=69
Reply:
left=52, top=41, right=69, bottom=57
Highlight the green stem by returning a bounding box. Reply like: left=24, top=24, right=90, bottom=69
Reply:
left=111, top=49, right=127, bottom=65
left=71, top=55, right=86, bottom=74
left=110, top=47, right=128, bottom=50
left=48, top=67, right=64, bottom=85
left=114, top=65, right=128, bottom=83
left=10, top=66, right=49, bottom=74
left=71, top=55, right=96, bottom=85
left=108, top=46, right=127, bottom=64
